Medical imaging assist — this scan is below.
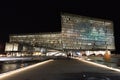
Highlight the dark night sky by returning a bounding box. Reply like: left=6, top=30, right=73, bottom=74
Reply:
left=0, top=0, right=120, bottom=53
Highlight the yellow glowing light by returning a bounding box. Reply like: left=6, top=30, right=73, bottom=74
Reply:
left=76, top=58, right=120, bottom=72
left=0, top=59, right=53, bottom=79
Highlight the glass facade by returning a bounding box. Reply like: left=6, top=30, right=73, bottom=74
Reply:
left=9, top=13, right=115, bottom=51
left=61, top=13, right=115, bottom=50
left=10, top=32, right=62, bottom=50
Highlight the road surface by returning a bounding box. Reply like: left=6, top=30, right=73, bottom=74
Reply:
left=0, top=57, right=120, bottom=80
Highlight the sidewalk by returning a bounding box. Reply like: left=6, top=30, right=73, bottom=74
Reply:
left=85, top=56, right=120, bottom=69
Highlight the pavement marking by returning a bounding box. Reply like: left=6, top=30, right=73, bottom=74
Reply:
left=0, top=59, right=54, bottom=79
left=76, top=58, right=120, bottom=72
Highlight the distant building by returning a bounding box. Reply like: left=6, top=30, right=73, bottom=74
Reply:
left=0, top=43, right=5, bottom=53
left=5, top=13, right=115, bottom=56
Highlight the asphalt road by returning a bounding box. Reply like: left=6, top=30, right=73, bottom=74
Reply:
left=0, top=58, right=120, bottom=80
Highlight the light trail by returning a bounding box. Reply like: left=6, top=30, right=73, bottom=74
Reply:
left=0, top=59, right=53, bottom=79
left=0, top=57, right=32, bottom=61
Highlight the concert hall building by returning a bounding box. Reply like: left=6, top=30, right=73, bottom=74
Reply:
left=5, top=13, right=115, bottom=56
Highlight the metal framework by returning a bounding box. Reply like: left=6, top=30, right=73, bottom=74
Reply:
left=9, top=13, right=115, bottom=51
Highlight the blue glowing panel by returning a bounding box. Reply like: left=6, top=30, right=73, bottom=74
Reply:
left=61, top=13, right=115, bottom=50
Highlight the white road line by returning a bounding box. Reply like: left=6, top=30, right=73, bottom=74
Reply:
left=0, top=59, right=53, bottom=79
left=76, top=58, right=120, bottom=72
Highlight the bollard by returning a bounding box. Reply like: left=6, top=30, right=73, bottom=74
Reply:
left=103, top=50, right=111, bottom=62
